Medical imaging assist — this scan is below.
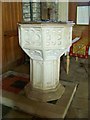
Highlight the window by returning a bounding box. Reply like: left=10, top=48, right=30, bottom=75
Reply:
left=76, top=6, right=89, bottom=25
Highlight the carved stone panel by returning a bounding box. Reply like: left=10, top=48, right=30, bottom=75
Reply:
left=21, top=27, right=42, bottom=49
left=19, top=23, right=74, bottom=60
left=42, top=27, right=64, bottom=49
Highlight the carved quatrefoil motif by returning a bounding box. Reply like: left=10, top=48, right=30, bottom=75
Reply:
left=45, top=28, right=63, bottom=47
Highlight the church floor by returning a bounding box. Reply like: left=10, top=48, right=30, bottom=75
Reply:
left=1, top=56, right=89, bottom=119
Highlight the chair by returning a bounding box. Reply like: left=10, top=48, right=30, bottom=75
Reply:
left=66, top=26, right=89, bottom=74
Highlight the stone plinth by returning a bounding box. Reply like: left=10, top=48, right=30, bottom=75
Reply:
left=18, top=22, right=74, bottom=102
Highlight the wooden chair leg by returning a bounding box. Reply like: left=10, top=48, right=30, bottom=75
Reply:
left=76, top=56, right=78, bottom=61
left=67, top=54, right=70, bottom=74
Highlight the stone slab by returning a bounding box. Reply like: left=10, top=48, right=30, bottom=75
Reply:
left=1, top=81, right=78, bottom=118
left=4, top=110, right=33, bottom=118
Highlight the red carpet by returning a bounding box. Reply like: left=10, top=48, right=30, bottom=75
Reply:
left=2, top=71, right=29, bottom=94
